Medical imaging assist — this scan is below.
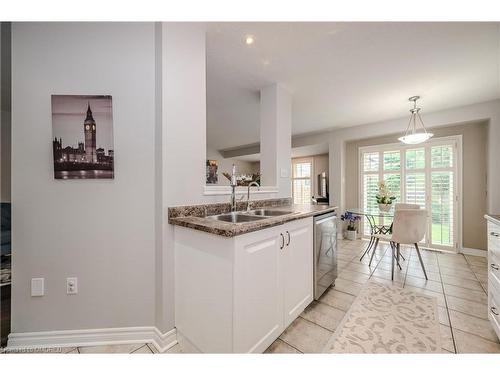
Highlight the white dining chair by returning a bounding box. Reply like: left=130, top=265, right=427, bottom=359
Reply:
left=395, top=203, right=420, bottom=210
left=369, top=209, right=428, bottom=280
left=392, top=203, right=420, bottom=261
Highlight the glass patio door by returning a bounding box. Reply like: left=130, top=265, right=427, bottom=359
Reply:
left=360, top=137, right=460, bottom=252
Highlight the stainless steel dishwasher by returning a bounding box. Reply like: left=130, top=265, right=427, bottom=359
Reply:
left=313, top=211, right=338, bottom=300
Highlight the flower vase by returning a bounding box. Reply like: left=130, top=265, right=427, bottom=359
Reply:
left=346, top=230, right=357, bottom=241
left=378, top=203, right=392, bottom=212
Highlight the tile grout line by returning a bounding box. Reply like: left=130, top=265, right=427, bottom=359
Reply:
left=129, top=344, right=147, bottom=354
left=275, top=338, right=304, bottom=354
left=440, top=291, right=487, bottom=305
left=448, top=326, right=500, bottom=346
left=367, top=241, right=391, bottom=279
left=316, top=298, right=350, bottom=315
left=442, top=298, right=491, bottom=321
left=318, top=299, right=352, bottom=313
left=439, top=256, right=500, bottom=344
left=463, top=255, right=488, bottom=295
left=338, top=244, right=384, bottom=285
left=299, top=314, right=336, bottom=334
left=370, top=242, right=408, bottom=285
left=440, top=255, right=490, bottom=320
left=436, top=254, right=458, bottom=354
left=440, top=280, right=486, bottom=292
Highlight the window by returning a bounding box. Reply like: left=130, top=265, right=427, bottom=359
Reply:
left=359, top=137, right=460, bottom=251
left=292, top=158, right=313, bottom=204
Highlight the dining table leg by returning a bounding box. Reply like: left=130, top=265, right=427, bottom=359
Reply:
left=359, top=214, right=376, bottom=261
left=359, top=236, right=374, bottom=261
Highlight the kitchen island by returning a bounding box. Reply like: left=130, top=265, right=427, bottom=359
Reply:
left=169, top=198, right=337, bottom=353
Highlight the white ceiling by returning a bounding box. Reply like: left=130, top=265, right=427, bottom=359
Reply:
left=206, top=22, right=500, bottom=150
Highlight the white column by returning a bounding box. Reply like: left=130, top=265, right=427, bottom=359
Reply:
left=161, top=22, right=207, bottom=332
left=260, top=84, right=292, bottom=198
left=164, top=22, right=206, bottom=206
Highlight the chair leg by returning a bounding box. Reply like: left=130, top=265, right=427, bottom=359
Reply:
left=390, top=242, right=402, bottom=270
left=390, top=242, right=395, bottom=281
left=396, top=243, right=403, bottom=270
left=414, top=243, right=428, bottom=280
left=368, top=237, right=379, bottom=266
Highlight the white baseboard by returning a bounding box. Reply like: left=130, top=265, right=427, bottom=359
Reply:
left=151, top=327, right=178, bottom=352
left=460, top=247, right=487, bottom=257
left=176, top=330, right=201, bottom=353
left=7, top=326, right=177, bottom=353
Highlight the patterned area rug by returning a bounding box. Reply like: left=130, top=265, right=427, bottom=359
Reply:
left=324, top=281, right=441, bottom=353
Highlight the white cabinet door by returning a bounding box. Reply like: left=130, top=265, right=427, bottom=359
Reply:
left=233, top=226, right=283, bottom=353
left=282, top=218, right=314, bottom=327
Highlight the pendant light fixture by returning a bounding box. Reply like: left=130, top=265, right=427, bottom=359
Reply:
left=398, top=96, right=433, bottom=144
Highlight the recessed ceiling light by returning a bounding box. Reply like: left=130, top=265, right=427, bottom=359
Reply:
left=245, top=35, right=255, bottom=45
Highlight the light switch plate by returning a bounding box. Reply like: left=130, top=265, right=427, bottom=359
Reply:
left=31, top=278, right=44, bottom=297
left=280, top=168, right=289, bottom=178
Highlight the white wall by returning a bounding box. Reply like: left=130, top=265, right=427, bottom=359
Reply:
left=11, top=23, right=158, bottom=332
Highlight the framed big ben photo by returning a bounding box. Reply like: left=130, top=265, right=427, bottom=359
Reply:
left=51, top=95, right=114, bottom=179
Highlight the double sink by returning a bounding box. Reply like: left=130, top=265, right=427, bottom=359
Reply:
left=209, top=209, right=296, bottom=223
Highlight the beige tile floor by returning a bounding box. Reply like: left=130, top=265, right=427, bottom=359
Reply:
left=265, top=239, right=500, bottom=354
left=5, top=239, right=499, bottom=354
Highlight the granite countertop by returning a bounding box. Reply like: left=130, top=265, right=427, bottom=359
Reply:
left=169, top=202, right=337, bottom=237
left=485, top=214, right=500, bottom=226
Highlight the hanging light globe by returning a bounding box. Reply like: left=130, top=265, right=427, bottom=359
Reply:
left=398, top=96, right=433, bottom=144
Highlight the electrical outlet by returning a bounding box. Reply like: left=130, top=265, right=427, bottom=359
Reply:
left=66, top=277, right=78, bottom=295
left=31, top=278, right=44, bottom=297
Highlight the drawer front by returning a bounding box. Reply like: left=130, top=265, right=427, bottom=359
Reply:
left=490, top=268, right=500, bottom=310
left=489, top=254, right=500, bottom=290
left=489, top=283, right=500, bottom=340
left=488, top=222, right=500, bottom=258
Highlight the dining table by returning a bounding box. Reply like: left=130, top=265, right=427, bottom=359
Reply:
left=346, top=207, right=396, bottom=262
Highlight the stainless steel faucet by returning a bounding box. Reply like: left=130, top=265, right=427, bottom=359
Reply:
left=230, top=164, right=238, bottom=212
left=246, top=181, right=260, bottom=211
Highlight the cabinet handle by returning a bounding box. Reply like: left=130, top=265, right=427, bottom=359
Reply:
left=286, top=231, right=290, bottom=246
left=492, top=306, right=499, bottom=316
left=492, top=264, right=499, bottom=271
left=491, top=232, right=500, bottom=237
left=280, top=233, right=285, bottom=250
